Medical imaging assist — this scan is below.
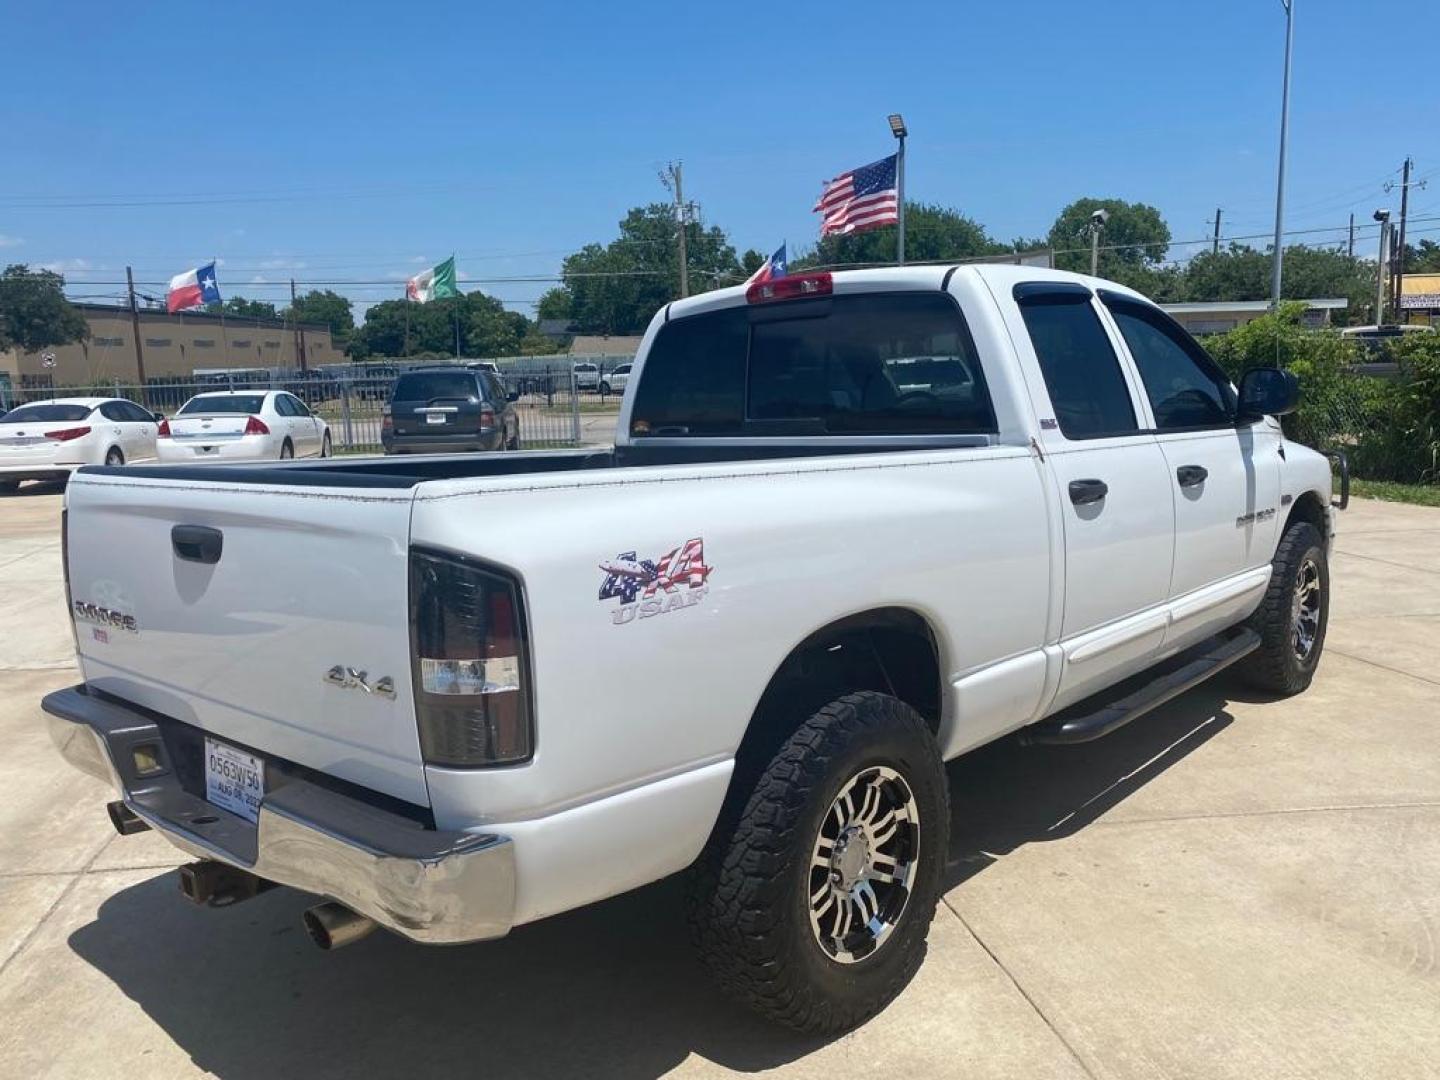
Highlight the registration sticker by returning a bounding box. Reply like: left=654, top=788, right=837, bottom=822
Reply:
left=204, top=737, right=265, bottom=824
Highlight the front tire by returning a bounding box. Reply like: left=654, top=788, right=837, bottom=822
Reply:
left=1242, top=520, right=1328, bottom=694
left=687, top=691, right=948, bottom=1033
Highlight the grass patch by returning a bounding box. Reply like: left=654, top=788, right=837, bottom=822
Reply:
left=1349, top=479, right=1440, bottom=508
left=535, top=401, right=623, bottom=415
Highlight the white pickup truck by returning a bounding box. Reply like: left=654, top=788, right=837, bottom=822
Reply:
left=44, top=265, right=1342, bottom=1033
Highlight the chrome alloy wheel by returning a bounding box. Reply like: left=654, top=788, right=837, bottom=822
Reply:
left=808, top=765, right=920, bottom=965
left=1291, top=556, right=1322, bottom=661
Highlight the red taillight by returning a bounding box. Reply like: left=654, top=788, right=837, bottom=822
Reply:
left=480, top=407, right=496, bottom=428
left=746, top=272, right=832, bottom=304
left=44, top=426, right=91, bottom=442
left=243, top=415, right=270, bottom=436
left=381, top=413, right=393, bottom=431
left=156, top=418, right=171, bottom=438
left=410, top=550, right=531, bottom=766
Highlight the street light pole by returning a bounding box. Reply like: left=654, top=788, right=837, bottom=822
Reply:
left=1270, top=0, right=1295, bottom=308
left=1373, top=210, right=1390, bottom=325
left=888, top=114, right=908, bottom=265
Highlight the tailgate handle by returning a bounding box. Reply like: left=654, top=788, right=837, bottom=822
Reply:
left=172, top=525, right=223, bottom=564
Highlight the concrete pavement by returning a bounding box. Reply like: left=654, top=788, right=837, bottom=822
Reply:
left=0, top=485, right=1436, bottom=1078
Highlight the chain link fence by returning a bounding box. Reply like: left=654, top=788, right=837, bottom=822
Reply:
left=7, top=354, right=635, bottom=454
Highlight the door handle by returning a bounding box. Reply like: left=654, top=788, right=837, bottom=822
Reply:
left=1176, top=465, right=1209, bottom=488
left=172, top=524, right=223, bottom=564
left=1068, top=478, right=1109, bottom=506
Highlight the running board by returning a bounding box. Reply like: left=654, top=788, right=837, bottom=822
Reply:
left=1021, top=628, right=1261, bottom=746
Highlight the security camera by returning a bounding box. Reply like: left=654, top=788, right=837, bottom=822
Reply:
left=1373, top=209, right=1390, bottom=223
left=1091, top=208, right=1110, bottom=226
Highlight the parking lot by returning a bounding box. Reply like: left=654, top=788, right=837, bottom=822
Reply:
left=0, top=485, right=1436, bottom=1079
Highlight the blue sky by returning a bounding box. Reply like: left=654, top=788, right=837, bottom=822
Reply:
left=0, top=0, right=1434, bottom=315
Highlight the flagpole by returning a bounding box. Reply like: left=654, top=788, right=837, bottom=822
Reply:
left=888, top=114, right=908, bottom=265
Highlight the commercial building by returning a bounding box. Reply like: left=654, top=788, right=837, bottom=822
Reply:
left=0, top=303, right=336, bottom=390
left=1399, top=272, right=1440, bottom=326
left=1160, top=298, right=1348, bottom=335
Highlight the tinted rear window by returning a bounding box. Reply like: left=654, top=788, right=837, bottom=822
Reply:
left=630, top=293, right=996, bottom=437
left=179, top=394, right=267, bottom=415
left=2, top=403, right=93, bottom=423
left=392, top=372, right=480, bottom=402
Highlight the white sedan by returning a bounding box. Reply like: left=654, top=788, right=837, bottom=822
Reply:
left=0, top=397, right=159, bottom=492
left=157, top=390, right=331, bottom=463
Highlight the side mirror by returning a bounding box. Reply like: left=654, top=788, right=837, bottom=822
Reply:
left=1236, top=367, right=1299, bottom=421
left=506, top=390, right=519, bottom=402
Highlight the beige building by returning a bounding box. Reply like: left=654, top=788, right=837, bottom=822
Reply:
left=0, top=303, right=335, bottom=390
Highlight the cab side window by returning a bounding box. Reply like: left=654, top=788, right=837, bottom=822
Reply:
left=1015, top=285, right=1137, bottom=439
left=1104, top=299, right=1236, bottom=429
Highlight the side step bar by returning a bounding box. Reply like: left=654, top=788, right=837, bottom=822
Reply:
left=1021, top=627, right=1261, bottom=746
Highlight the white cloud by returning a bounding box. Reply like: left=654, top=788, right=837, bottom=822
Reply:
left=258, top=257, right=307, bottom=271
left=40, top=257, right=92, bottom=275
left=0, top=234, right=23, bottom=249
left=249, top=274, right=270, bottom=285
left=409, top=255, right=428, bottom=264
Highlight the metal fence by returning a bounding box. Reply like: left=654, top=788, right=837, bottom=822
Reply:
left=6, top=354, right=635, bottom=454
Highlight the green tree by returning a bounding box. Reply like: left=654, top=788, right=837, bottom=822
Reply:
left=804, top=202, right=1009, bottom=268
left=352, top=291, right=543, bottom=359
left=205, top=295, right=277, bottom=319
left=1400, top=239, right=1440, bottom=274
left=560, top=204, right=743, bottom=334
left=1047, top=198, right=1170, bottom=285
left=1180, top=244, right=1375, bottom=320
left=0, top=264, right=89, bottom=353
left=535, top=288, right=572, bottom=322
left=282, top=289, right=355, bottom=348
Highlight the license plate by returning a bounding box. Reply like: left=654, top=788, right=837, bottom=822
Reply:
left=204, top=737, right=264, bottom=823
left=425, top=413, right=446, bottom=425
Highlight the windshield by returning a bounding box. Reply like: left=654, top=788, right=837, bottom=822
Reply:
left=392, top=372, right=479, bottom=402
left=178, top=394, right=267, bottom=415
left=1, top=403, right=94, bottom=424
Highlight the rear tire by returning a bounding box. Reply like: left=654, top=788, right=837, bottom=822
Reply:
left=320, top=432, right=332, bottom=458
left=687, top=691, right=948, bottom=1033
left=280, top=439, right=294, bottom=460
left=105, top=447, right=124, bottom=467
left=1241, top=520, right=1328, bottom=695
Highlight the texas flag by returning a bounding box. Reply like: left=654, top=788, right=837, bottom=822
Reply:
left=744, top=243, right=787, bottom=286
left=166, top=262, right=222, bottom=313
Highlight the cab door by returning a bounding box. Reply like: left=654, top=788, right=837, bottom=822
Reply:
left=1004, top=282, right=1176, bottom=711
left=1099, top=294, right=1281, bottom=649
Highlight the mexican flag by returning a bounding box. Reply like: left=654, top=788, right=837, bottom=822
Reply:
left=406, top=256, right=458, bottom=303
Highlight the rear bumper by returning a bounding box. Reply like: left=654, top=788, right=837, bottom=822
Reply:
left=42, top=684, right=515, bottom=944
left=0, top=462, right=79, bottom=482
left=382, top=432, right=498, bottom=454
left=155, top=436, right=275, bottom=463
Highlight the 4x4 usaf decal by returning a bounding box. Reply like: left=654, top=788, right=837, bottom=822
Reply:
left=599, top=538, right=712, bottom=626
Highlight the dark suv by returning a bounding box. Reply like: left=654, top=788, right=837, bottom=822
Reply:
left=382, top=366, right=519, bottom=454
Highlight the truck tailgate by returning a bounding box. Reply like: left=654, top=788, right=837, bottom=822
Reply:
left=64, top=472, right=428, bottom=806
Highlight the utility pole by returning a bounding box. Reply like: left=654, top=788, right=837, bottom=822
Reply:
left=1270, top=0, right=1295, bottom=309
left=888, top=114, right=909, bottom=264
left=1088, top=208, right=1108, bottom=277
left=125, top=266, right=148, bottom=390
left=1211, top=208, right=1223, bottom=254
left=1348, top=213, right=1355, bottom=258
left=290, top=278, right=307, bottom=372
left=1388, top=157, right=1428, bottom=322
left=661, top=162, right=690, bottom=298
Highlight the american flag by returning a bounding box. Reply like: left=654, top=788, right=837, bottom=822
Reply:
left=813, top=154, right=899, bottom=237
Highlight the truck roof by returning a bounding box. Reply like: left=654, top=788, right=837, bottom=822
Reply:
left=663, top=264, right=1150, bottom=324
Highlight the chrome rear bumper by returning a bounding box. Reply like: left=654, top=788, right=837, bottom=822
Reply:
left=42, top=684, right=514, bottom=944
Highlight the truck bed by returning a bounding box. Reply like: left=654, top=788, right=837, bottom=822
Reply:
left=80, top=440, right=970, bottom=488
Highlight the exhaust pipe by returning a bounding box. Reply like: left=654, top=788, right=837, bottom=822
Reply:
left=303, top=902, right=378, bottom=950
left=107, top=800, right=150, bottom=836
left=178, top=860, right=275, bottom=907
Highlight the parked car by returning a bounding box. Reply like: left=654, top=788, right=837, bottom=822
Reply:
left=156, top=390, right=331, bottom=462
left=382, top=366, right=519, bottom=454
left=598, top=362, right=631, bottom=395
left=45, top=265, right=1341, bottom=1034
left=572, top=361, right=599, bottom=392
left=0, top=397, right=158, bottom=491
